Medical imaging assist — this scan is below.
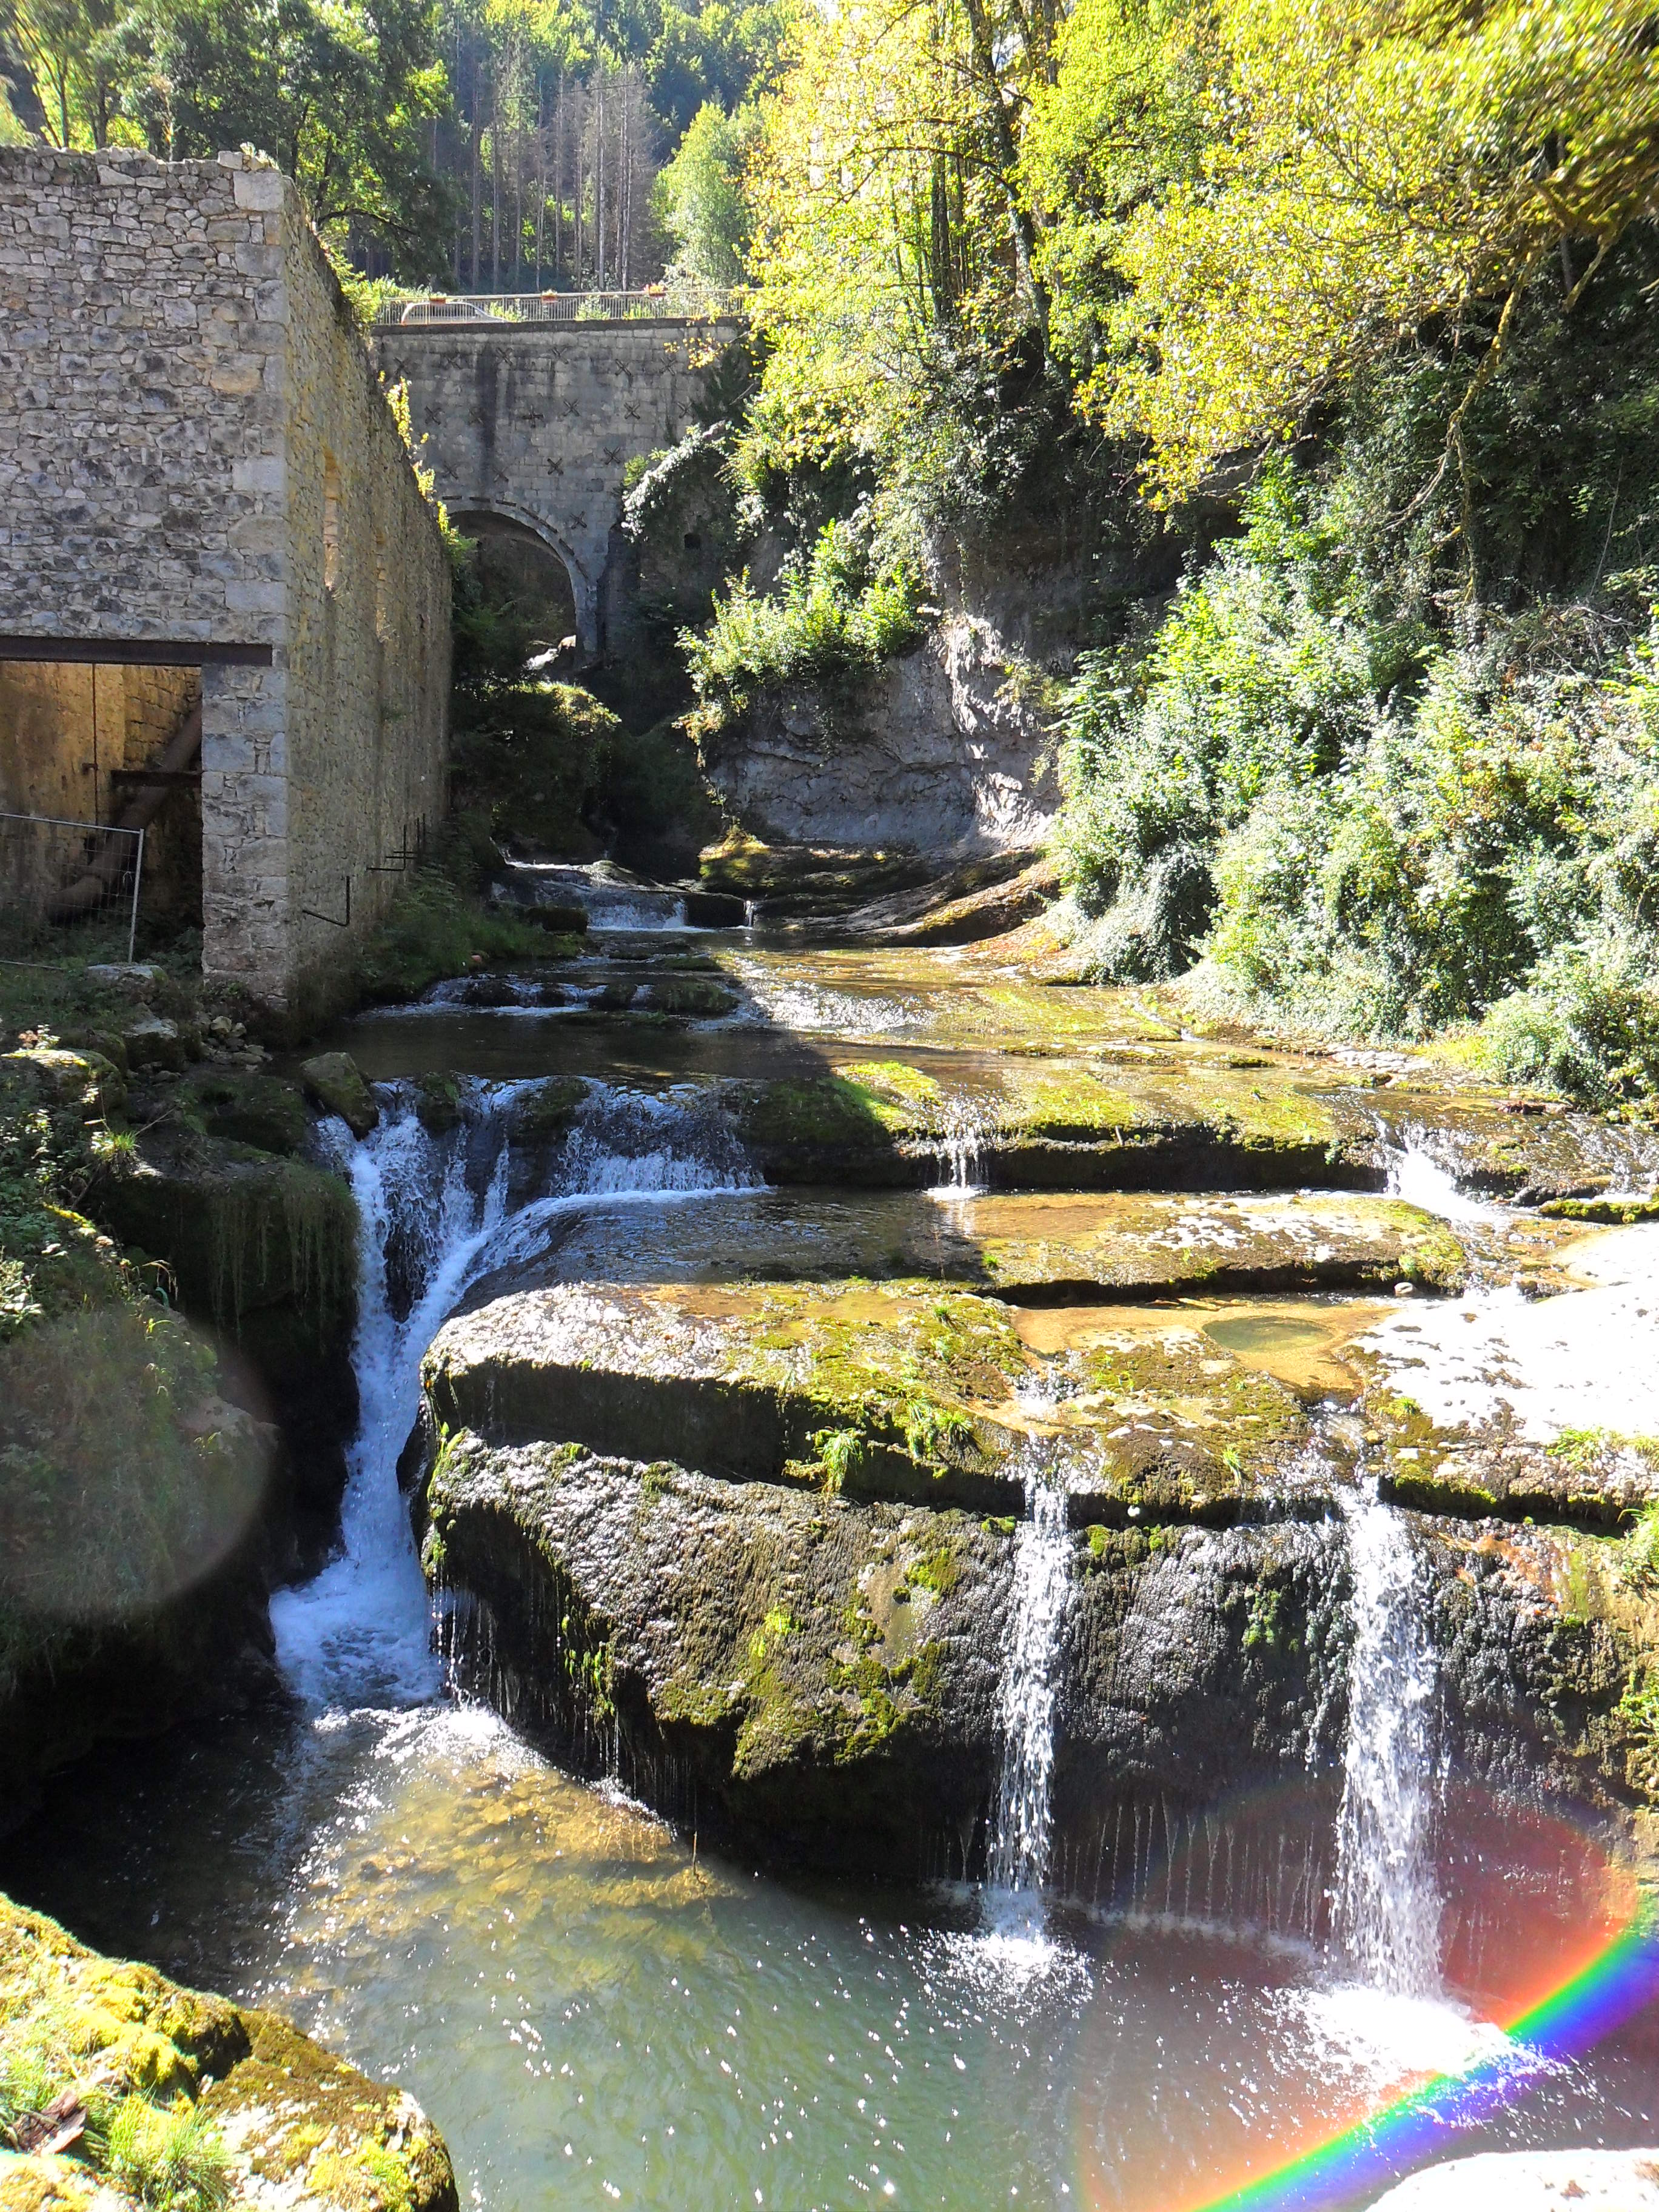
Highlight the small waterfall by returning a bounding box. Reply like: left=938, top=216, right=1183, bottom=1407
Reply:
left=1332, top=1486, right=1443, bottom=1995
left=932, top=1093, right=995, bottom=1198
left=1379, top=1122, right=1504, bottom=1227
left=986, top=1467, right=1071, bottom=1908
left=272, top=1076, right=757, bottom=1714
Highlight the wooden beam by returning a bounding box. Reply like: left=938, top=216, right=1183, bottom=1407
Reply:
left=0, top=637, right=273, bottom=668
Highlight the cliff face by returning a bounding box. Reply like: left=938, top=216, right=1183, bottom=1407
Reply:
left=696, top=613, right=1061, bottom=856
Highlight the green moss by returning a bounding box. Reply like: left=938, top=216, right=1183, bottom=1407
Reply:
left=511, top=1076, right=588, bottom=1141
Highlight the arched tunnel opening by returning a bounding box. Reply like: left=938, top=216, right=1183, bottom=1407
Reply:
left=452, top=511, right=582, bottom=671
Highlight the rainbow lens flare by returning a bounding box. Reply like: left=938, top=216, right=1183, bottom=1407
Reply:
left=1179, top=1901, right=1659, bottom=2212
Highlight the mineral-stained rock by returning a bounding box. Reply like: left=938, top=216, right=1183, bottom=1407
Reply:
left=0, top=1893, right=458, bottom=2212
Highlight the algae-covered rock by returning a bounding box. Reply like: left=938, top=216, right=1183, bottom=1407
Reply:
left=181, top=1068, right=311, bottom=1157
left=3, top=1047, right=126, bottom=1125
left=421, top=1279, right=1339, bottom=1524
left=637, top=976, right=739, bottom=1019
left=725, top=1055, right=1369, bottom=1191
left=411, top=1070, right=463, bottom=1134
left=420, top=1431, right=1011, bottom=1864
left=1353, top=1226, right=1659, bottom=1530
left=299, top=1051, right=379, bottom=1138
left=0, top=1894, right=458, bottom=2212
left=423, top=1279, right=1033, bottom=1514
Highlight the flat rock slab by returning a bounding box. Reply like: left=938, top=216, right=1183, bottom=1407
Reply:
left=460, top=1187, right=1467, bottom=1307
left=421, top=1279, right=1341, bottom=1524
left=1357, top=1224, right=1659, bottom=1526
left=1369, top=2150, right=1659, bottom=2208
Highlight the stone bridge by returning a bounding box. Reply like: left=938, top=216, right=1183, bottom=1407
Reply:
left=372, top=312, right=744, bottom=657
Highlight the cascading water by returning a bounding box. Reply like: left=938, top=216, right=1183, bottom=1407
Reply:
left=271, top=1076, right=759, bottom=1713
left=985, top=1457, right=1072, bottom=1919
left=932, top=1092, right=996, bottom=1198
left=1332, top=1484, right=1443, bottom=1996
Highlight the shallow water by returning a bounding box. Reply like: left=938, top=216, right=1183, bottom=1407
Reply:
left=8, top=1700, right=1657, bottom=2212
left=10, top=938, right=1659, bottom=2211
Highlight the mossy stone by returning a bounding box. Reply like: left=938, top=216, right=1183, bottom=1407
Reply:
left=299, top=1051, right=379, bottom=1138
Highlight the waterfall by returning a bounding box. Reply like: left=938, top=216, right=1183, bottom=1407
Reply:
left=932, top=1093, right=994, bottom=1198
left=271, top=1076, right=756, bottom=1713
left=1332, top=1487, right=1443, bottom=1996
left=985, top=1468, right=1071, bottom=1909
left=1379, top=1121, right=1504, bottom=1227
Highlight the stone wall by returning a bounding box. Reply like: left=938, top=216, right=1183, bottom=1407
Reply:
left=372, top=318, right=742, bottom=654
left=0, top=146, right=450, bottom=1007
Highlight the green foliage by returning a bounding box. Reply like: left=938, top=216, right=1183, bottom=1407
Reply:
left=350, top=862, right=571, bottom=1004
left=107, top=2093, right=233, bottom=2212
left=684, top=522, right=923, bottom=728
left=655, top=98, right=759, bottom=286
left=1053, top=295, right=1659, bottom=1102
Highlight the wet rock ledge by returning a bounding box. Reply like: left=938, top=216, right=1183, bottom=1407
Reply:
left=0, top=1892, right=457, bottom=2211
left=412, top=1247, right=1659, bottom=1882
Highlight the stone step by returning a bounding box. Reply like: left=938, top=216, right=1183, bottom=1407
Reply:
left=461, top=1186, right=1472, bottom=1308
left=421, top=1278, right=1351, bottom=1525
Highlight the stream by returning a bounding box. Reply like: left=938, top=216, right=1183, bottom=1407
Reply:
left=5, top=924, right=1658, bottom=2210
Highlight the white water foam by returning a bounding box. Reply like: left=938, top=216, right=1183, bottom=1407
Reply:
left=1332, top=1488, right=1443, bottom=1998
left=272, top=1081, right=760, bottom=1713
left=1383, top=1127, right=1506, bottom=1226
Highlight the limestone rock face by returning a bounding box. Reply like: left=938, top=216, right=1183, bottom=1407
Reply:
left=0, top=1894, right=458, bottom=2212
left=696, top=618, right=1059, bottom=856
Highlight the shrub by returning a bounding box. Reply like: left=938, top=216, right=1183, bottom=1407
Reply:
left=683, top=520, right=923, bottom=726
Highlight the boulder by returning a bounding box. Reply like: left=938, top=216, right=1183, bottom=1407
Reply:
left=298, top=1050, right=378, bottom=1138
left=420, top=1278, right=1332, bottom=1525
left=1367, top=2151, right=1659, bottom=2208
left=0, top=1894, right=458, bottom=2212
left=120, top=1014, right=191, bottom=1073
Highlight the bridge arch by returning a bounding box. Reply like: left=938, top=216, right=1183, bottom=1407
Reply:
left=372, top=317, right=745, bottom=665
left=449, top=501, right=593, bottom=657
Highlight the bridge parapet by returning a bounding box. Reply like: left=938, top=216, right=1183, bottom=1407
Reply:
left=382, top=287, right=737, bottom=327
left=372, top=312, right=745, bottom=657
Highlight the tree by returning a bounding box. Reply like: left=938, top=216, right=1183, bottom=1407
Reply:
left=110, top=0, right=452, bottom=273
left=1027, top=0, right=1659, bottom=499
left=655, top=96, right=756, bottom=284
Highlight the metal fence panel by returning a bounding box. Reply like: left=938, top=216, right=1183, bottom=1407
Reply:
left=0, top=812, right=144, bottom=964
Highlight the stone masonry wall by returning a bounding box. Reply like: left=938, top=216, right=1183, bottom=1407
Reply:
left=372, top=319, right=741, bottom=654
left=0, top=146, right=450, bottom=1006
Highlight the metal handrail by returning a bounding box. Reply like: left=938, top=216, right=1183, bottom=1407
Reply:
left=384, top=288, right=738, bottom=327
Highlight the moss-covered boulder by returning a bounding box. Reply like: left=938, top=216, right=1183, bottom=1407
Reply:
left=725, top=1054, right=1369, bottom=1191
left=423, top=1280, right=1034, bottom=1514
left=179, top=1068, right=311, bottom=1157
left=91, top=1133, right=360, bottom=1570
left=419, top=1432, right=1011, bottom=1864
left=298, top=1052, right=378, bottom=1139
left=420, top=1279, right=1338, bottom=1524
left=0, top=1894, right=457, bottom=2212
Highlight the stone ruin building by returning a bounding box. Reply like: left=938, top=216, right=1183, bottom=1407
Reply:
left=0, top=145, right=451, bottom=1011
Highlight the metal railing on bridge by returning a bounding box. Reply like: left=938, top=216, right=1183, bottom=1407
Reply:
left=383, top=287, right=739, bottom=327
